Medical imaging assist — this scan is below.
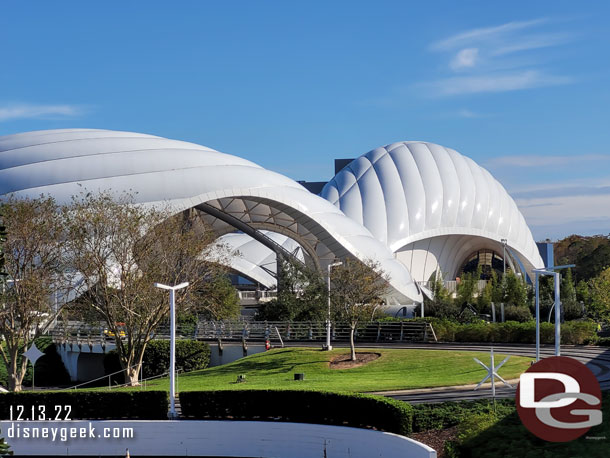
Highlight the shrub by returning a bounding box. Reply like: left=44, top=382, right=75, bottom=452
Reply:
left=561, top=320, right=597, bottom=345
left=412, top=399, right=514, bottom=432
left=423, top=318, right=459, bottom=341
left=142, top=340, right=211, bottom=378
left=0, top=391, right=168, bottom=419
left=562, top=301, right=585, bottom=321
left=455, top=322, right=491, bottom=342
left=503, top=305, right=532, bottom=322
left=446, top=411, right=500, bottom=458
left=104, top=339, right=211, bottom=383
left=180, top=390, right=413, bottom=435
left=596, top=337, right=610, bottom=346
left=427, top=319, right=596, bottom=345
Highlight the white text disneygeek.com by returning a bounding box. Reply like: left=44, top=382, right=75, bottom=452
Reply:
left=5, top=422, right=134, bottom=441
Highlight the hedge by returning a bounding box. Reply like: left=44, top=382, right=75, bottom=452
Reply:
left=104, top=339, right=211, bottom=384
left=425, top=318, right=597, bottom=345
left=142, top=340, right=211, bottom=377
left=180, top=390, right=413, bottom=435
left=0, top=391, right=168, bottom=420
left=412, top=399, right=514, bottom=432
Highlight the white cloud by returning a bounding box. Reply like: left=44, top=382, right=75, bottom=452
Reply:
left=424, top=70, right=571, bottom=96
left=431, top=18, right=548, bottom=51
left=450, top=48, right=479, bottom=70
left=486, top=153, right=610, bottom=168
left=517, top=194, right=610, bottom=238
left=490, top=33, right=572, bottom=56
left=457, top=109, right=480, bottom=118
left=420, top=18, right=574, bottom=97
left=0, top=104, right=84, bottom=122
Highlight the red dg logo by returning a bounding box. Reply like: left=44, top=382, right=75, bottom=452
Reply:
left=516, top=356, right=602, bottom=442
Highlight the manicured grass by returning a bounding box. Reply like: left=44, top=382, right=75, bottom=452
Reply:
left=126, top=347, right=532, bottom=393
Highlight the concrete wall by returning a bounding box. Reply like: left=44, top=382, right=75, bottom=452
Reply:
left=209, top=342, right=266, bottom=367
left=57, top=340, right=266, bottom=383
left=1, top=420, right=436, bottom=457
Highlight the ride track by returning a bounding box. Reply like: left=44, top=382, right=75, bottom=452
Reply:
left=281, top=342, right=610, bottom=404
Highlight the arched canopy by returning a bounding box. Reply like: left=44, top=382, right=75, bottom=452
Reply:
left=321, top=141, right=544, bottom=278
left=217, top=231, right=304, bottom=288
left=0, top=129, right=422, bottom=303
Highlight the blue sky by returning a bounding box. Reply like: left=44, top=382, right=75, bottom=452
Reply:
left=1, top=1, right=609, bottom=240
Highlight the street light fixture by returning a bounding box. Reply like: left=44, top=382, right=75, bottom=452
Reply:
left=325, top=261, right=343, bottom=351
left=154, top=281, right=189, bottom=419
left=532, top=264, right=574, bottom=361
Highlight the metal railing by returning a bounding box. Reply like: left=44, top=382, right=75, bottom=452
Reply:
left=237, top=291, right=278, bottom=302
left=63, top=365, right=186, bottom=391
left=50, top=320, right=437, bottom=344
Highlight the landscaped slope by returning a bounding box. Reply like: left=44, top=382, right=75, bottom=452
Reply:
left=133, top=347, right=532, bottom=392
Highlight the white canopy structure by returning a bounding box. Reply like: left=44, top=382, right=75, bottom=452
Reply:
left=0, top=129, right=422, bottom=303
left=217, top=231, right=305, bottom=288
left=320, top=141, right=544, bottom=281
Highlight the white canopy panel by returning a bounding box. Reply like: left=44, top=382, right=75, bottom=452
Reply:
left=0, top=129, right=422, bottom=303
left=218, top=231, right=305, bottom=289
left=321, top=141, right=544, bottom=276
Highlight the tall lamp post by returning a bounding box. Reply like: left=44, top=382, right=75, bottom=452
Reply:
left=154, top=281, right=189, bottom=419
left=500, top=239, right=508, bottom=275
left=532, top=264, right=574, bottom=361
left=325, top=261, right=343, bottom=351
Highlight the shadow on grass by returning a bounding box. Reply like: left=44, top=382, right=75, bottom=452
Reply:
left=181, top=349, right=329, bottom=379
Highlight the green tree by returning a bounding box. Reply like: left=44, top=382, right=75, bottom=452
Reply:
left=576, top=279, right=590, bottom=305
left=195, top=273, right=240, bottom=320
left=589, top=267, right=610, bottom=323
left=560, top=268, right=583, bottom=320
left=476, top=280, right=493, bottom=313
left=423, top=271, right=458, bottom=319
left=256, top=257, right=326, bottom=321
left=0, top=196, right=68, bottom=391
left=456, top=270, right=477, bottom=309
left=0, top=210, right=6, bottom=278
left=503, top=272, right=527, bottom=308
left=554, top=234, right=610, bottom=282
left=330, top=259, right=389, bottom=361
left=64, top=192, right=226, bottom=385
left=0, top=436, right=11, bottom=456
left=490, top=271, right=504, bottom=304
left=561, top=268, right=577, bottom=305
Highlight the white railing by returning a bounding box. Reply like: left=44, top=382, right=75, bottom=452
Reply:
left=418, top=279, right=488, bottom=295
left=237, top=290, right=278, bottom=302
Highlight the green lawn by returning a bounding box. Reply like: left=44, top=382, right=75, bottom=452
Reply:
left=127, top=347, right=532, bottom=393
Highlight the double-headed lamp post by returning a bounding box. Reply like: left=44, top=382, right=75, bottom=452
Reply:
left=154, top=281, right=189, bottom=419
left=325, top=261, right=343, bottom=351
left=532, top=264, right=574, bottom=361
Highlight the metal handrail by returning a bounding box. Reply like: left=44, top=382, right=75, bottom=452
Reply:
left=62, top=364, right=140, bottom=390
left=50, top=319, right=436, bottom=344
